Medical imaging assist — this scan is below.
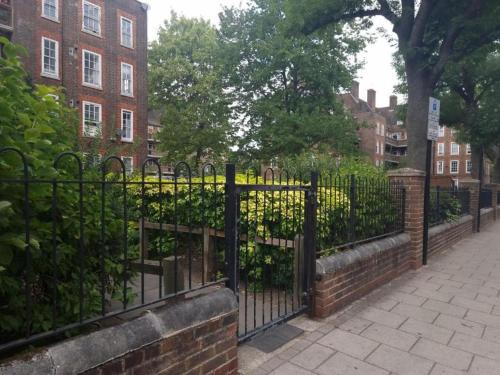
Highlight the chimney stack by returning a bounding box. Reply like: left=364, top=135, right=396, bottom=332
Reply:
left=390, top=95, right=398, bottom=110
left=367, top=89, right=376, bottom=109
left=351, top=81, right=359, bottom=100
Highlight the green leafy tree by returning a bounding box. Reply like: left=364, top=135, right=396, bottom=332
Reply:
left=286, top=0, right=500, bottom=170
left=148, top=13, right=232, bottom=166
left=219, top=0, right=364, bottom=165
left=439, top=48, right=500, bottom=181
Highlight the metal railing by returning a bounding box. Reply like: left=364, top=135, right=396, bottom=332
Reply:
left=316, top=175, right=406, bottom=255
left=0, top=148, right=408, bottom=353
left=429, top=187, right=470, bottom=227
left=480, top=189, right=493, bottom=209
left=0, top=148, right=227, bottom=355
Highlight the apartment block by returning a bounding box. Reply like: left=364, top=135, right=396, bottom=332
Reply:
left=341, top=82, right=407, bottom=167
left=147, top=110, right=174, bottom=177
left=433, top=126, right=491, bottom=185
left=0, top=0, right=12, bottom=41
left=342, top=82, right=490, bottom=185
left=11, top=0, right=148, bottom=173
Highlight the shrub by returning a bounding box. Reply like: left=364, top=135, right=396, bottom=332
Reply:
left=0, top=39, right=128, bottom=343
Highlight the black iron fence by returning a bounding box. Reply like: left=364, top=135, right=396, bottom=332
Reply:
left=0, top=148, right=228, bottom=355
left=480, top=189, right=493, bottom=209
left=316, top=175, right=406, bottom=256
left=0, top=148, right=407, bottom=353
left=429, top=187, right=470, bottom=227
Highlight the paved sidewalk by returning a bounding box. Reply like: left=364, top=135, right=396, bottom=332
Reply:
left=239, top=220, right=500, bottom=375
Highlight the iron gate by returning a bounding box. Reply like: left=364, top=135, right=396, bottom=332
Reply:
left=224, top=165, right=317, bottom=342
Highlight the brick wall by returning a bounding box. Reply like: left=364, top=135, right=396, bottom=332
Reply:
left=83, top=312, right=238, bottom=375
left=0, top=288, right=238, bottom=375
left=428, top=215, right=473, bottom=257
left=313, top=234, right=411, bottom=319
left=480, top=208, right=495, bottom=228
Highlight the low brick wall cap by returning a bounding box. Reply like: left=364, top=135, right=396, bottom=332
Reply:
left=0, top=288, right=237, bottom=375
left=387, top=168, right=425, bottom=178
left=459, top=178, right=480, bottom=185
left=316, top=233, right=411, bottom=275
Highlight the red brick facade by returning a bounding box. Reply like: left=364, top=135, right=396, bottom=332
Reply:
left=11, top=0, right=148, bottom=168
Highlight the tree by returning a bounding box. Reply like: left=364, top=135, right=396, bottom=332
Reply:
left=148, top=13, right=232, bottom=166
left=439, top=48, right=500, bottom=181
left=219, top=0, right=365, bottom=165
left=286, top=0, right=500, bottom=170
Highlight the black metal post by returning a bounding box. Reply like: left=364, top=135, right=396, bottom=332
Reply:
left=436, top=186, right=441, bottom=224
left=348, top=174, right=356, bottom=246
left=224, top=164, right=238, bottom=294
left=303, top=171, right=318, bottom=309
left=477, top=147, right=484, bottom=232
left=423, top=139, right=433, bottom=266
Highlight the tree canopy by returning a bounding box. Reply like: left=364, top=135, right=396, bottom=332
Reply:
left=439, top=47, right=500, bottom=180
left=219, top=0, right=365, bottom=165
left=148, top=13, right=233, bottom=166
left=286, top=0, right=500, bottom=170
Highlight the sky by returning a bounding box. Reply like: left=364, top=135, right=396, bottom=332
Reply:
left=143, top=0, right=400, bottom=107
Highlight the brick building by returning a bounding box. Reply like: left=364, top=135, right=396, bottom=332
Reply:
left=0, top=0, right=12, bottom=41
left=147, top=110, right=174, bottom=177
left=10, top=0, right=148, bottom=172
left=342, top=82, right=491, bottom=185
left=341, top=82, right=407, bottom=167
left=432, top=125, right=491, bottom=185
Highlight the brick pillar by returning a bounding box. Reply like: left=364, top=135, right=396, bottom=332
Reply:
left=388, top=168, right=425, bottom=270
left=460, top=179, right=480, bottom=232
left=485, top=183, right=499, bottom=220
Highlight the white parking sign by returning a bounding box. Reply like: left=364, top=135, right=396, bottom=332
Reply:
left=427, top=97, right=440, bottom=141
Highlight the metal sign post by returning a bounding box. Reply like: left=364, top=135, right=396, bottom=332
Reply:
left=423, top=97, right=440, bottom=265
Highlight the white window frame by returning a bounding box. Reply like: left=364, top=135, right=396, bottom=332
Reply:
left=120, top=16, right=133, bottom=48
left=437, top=143, right=444, bottom=156
left=82, top=0, right=101, bottom=36
left=381, top=124, right=385, bottom=137
left=121, top=62, right=134, bottom=96
left=438, top=125, right=445, bottom=137
left=41, top=37, right=59, bottom=79
left=466, top=144, right=471, bottom=155
left=376, top=141, right=379, bottom=155
left=42, top=0, right=59, bottom=21
left=436, top=161, right=444, bottom=175
left=82, top=101, right=102, bottom=138
left=450, top=142, right=460, bottom=156
left=121, top=109, right=134, bottom=142
left=82, top=49, right=102, bottom=89
left=122, top=156, right=134, bottom=175
left=466, top=160, right=472, bottom=174
left=450, top=160, right=459, bottom=174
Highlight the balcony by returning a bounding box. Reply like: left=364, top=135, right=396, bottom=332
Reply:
left=0, top=0, right=13, bottom=35
left=385, top=137, right=408, bottom=148
left=385, top=153, right=402, bottom=164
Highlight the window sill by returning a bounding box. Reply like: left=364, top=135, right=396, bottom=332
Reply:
left=41, top=72, right=61, bottom=81
left=82, top=28, right=102, bottom=38
left=41, top=15, right=60, bottom=23
left=121, top=92, right=134, bottom=98
left=82, top=82, right=103, bottom=91
left=120, top=43, right=134, bottom=50
left=121, top=139, right=134, bottom=144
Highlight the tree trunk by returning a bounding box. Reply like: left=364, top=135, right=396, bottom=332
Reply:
left=405, top=67, right=433, bottom=171
left=471, top=145, right=482, bottom=181
left=493, top=156, right=500, bottom=183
